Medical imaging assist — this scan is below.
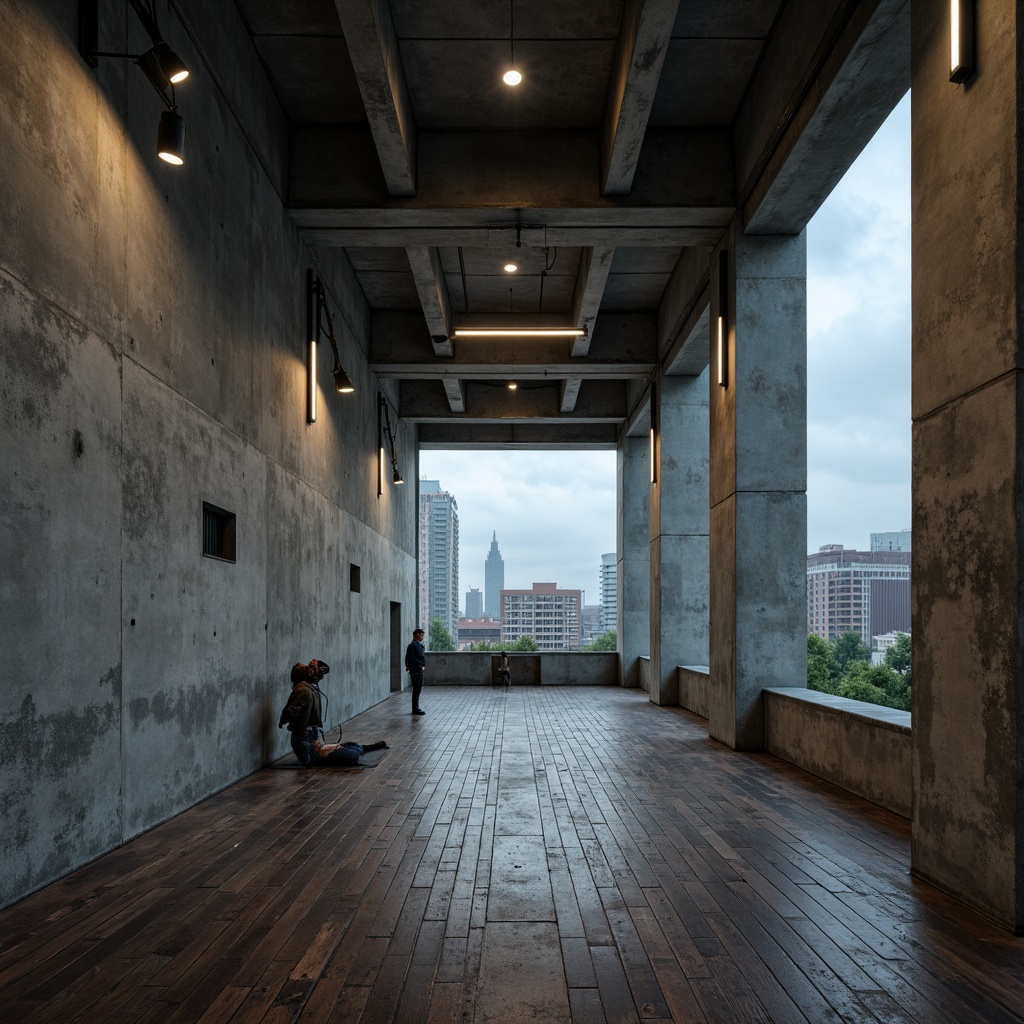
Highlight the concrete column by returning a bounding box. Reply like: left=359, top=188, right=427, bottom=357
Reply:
left=649, top=371, right=710, bottom=705
left=910, top=1, right=1024, bottom=932
left=617, top=433, right=650, bottom=688
left=708, top=232, right=807, bottom=749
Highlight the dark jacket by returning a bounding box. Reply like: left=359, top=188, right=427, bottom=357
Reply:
left=279, top=680, right=324, bottom=735
left=405, top=639, right=426, bottom=673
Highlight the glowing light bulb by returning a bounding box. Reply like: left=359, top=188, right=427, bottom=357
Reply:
left=504, top=262, right=518, bottom=273
left=503, top=69, right=522, bottom=86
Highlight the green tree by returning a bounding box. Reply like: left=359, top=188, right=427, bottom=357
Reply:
left=807, top=634, right=839, bottom=693
left=467, top=640, right=500, bottom=651
left=508, top=635, right=539, bottom=652
left=583, top=629, right=617, bottom=652
left=428, top=618, right=456, bottom=652
left=833, top=631, right=871, bottom=675
left=838, top=677, right=888, bottom=705
left=839, top=660, right=911, bottom=712
left=884, top=632, right=911, bottom=677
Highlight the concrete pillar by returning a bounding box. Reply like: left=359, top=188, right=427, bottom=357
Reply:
left=617, top=433, right=650, bottom=688
left=649, top=371, right=710, bottom=705
left=708, top=232, right=807, bottom=750
left=910, top=1, right=1024, bottom=932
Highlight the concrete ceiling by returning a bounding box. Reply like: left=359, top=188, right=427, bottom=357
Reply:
left=233, top=0, right=906, bottom=448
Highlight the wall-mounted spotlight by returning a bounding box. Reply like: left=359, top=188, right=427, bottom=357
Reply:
left=716, top=249, right=729, bottom=389
left=306, top=270, right=355, bottom=424
left=80, top=0, right=190, bottom=166
left=378, top=394, right=404, bottom=495
left=950, top=0, right=975, bottom=83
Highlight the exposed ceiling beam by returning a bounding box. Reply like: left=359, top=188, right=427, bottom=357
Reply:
left=602, top=0, right=681, bottom=196
left=400, top=380, right=628, bottom=422
left=442, top=379, right=465, bottom=413
left=570, top=246, right=615, bottom=356
left=417, top=422, right=619, bottom=450
left=406, top=246, right=453, bottom=356
left=333, top=0, right=417, bottom=197
left=289, top=126, right=734, bottom=213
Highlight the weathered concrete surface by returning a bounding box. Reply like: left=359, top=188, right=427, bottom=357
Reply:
left=418, top=653, right=617, bottom=686
left=764, top=688, right=912, bottom=819
left=709, top=232, right=807, bottom=750
left=618, top=433, right=650, bottom=687
left=649, top=370, right=709, bottom=706
left=910, top=0, right=1024, bottom=933
left=678, top=665, right=710, bottom=718
left=0, top=2, right=416, bottom=907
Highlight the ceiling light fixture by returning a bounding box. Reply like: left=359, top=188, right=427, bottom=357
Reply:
left=507, top=381, right=518, bottom=390
left=504, top=262, right=519, bottom=273
left=503, top=1, right=522, bottom=85
left=80, top=0, right=190, bottom=166
left=453, top=327, right=585, bottom=338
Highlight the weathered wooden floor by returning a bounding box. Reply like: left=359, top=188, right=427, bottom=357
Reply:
left=2, top=685, right=1023, bottom=1023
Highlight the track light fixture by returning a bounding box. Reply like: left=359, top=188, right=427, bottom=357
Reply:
left=378, top=394, right=403, bottom=495
left=80, top=0, right=190, bottom=166
left=306, top=270, right=354, bottom=424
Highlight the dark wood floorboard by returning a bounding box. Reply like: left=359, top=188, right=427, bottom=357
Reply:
left=1, top=686, right=1022, bottom=1023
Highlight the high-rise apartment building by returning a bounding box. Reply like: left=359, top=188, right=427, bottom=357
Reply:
left=501, top=582, right=582, bottom=651
left=418, top=480, right=459, bottom=644
left=599, top=552, right=617, bottom=634
left=464, top=586, right=483, bottom=619
left=807, top=541, right=911, bottom=647
left=484, top=532, right=505, bottom=617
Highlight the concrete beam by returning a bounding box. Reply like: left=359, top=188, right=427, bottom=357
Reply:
left=602, top=0, right=680, bottom=196
left=418, top=423, right=619, bottom=449
left=442, top=379, right=465, bottom=414
left=570, top=246, right=616, bottom=356
left=406, top=246, right=453, bottom=356
left=658, top=246, right=713, bottom=370
left=289, top=126, right=734, bottom=217
left=333, top=0, right=417, bottom=196
left=560, top=379, right=582, bottom=413
left=737, top=0, right=909, bottom=233
left=400, top=380, right=627, bottom=422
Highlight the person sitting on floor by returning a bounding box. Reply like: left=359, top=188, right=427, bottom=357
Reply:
left=279, top=659, right=330, bottom=766
left=310, top=738, right=387, bottom=767
left=496, top=652, right=512, bottom=687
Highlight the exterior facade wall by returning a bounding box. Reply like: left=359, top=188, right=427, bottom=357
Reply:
left=599, top=552, right=617, bottom=634
left=501, top=583, right=582, bottom=651
left=484, top=532, right=504, bottom=617
left=418, top=482, right=459, bottom=639
left=0, top=2, right=416, bottom=908
left=465, top=587, right=483, bottom=618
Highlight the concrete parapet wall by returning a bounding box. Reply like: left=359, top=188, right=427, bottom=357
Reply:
left=638, top=656, right=652, bottom=694
left=763, top=688, right=911, bottom=819
left=421, top=652, right=618, bottom=686
left=678, top=666, right=710, bottom=718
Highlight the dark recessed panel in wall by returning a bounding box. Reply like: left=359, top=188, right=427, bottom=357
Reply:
left=202, top=502, right=236, bottom=562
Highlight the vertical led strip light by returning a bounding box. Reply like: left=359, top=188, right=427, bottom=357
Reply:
left=649, top=381, right=657, bottom=485
left=306, top=268, right=317, bottom=423
left=716, top=249, right=729, bottom=389
left=950, top=0, right=975, bottom=83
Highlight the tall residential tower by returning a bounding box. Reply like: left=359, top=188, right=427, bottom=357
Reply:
left=418, top=480, right=459, bottom=644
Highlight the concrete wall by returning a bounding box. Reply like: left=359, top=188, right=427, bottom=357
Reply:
left=0, top=1, right=416, bottom=907
left=764, top=689, right=912, bottom=820
left=678, top=666, right=710, bottom=719
left=419, top=653, right=619, bottom=686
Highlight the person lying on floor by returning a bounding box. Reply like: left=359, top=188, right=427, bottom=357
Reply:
left=309, top=737, right=387, bottom=767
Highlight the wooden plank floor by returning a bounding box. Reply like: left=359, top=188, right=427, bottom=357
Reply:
left=2, top=685, right=1023, bottom=1023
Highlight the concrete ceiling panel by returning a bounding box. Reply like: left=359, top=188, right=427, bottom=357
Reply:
left=608, top=248, right=681, bottom=275
left=651, top=39, right=764, bottom=126
left=235, top=0, right=343, bottom=36
left=670, top=0, right=783, bottom=38
left=346, top=248, right=413, bottom=273
left=401, top=41, right=616, bottom=129
left=253, top=37, right=364, bottom=124
left=601, top=274, right=672, bottom=310
left=390, top=0, right=623, bottom=40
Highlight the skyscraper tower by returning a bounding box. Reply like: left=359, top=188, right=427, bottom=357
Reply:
left=484, top=531, right=505, bottom=618
left=418, top=480, right=459, bottom=644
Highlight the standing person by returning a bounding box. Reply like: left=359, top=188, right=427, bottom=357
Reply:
left=405, top=628, right=426, bottom=715
left=497, top=652, right=511, bottom=688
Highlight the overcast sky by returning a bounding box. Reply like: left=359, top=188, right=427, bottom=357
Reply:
left=420, top=92, right=911, bottom=607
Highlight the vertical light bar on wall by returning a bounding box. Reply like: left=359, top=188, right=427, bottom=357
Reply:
left=649, top=380, right=657, bottom=485
left=716, top=249, right=729, bottom=389
left=377, top=393, right=384, bottom=497
left=306, top=269, right=317, bottom=423
left=950, top=0, right=975, bottom=83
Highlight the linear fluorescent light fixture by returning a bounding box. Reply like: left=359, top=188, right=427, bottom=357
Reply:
left=452, top=328, right=585, bottom=338
left=950, top=0, right=975, bottom=83
left=649, top=382, right=658, bottom=486
left=716, top=249, right=729, bottom=389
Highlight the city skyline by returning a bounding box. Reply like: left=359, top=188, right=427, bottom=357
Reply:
left=420, top=93, right=911, bottom=605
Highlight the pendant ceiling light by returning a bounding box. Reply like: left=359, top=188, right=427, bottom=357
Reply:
left=503, top=1, right=522, bottom=85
